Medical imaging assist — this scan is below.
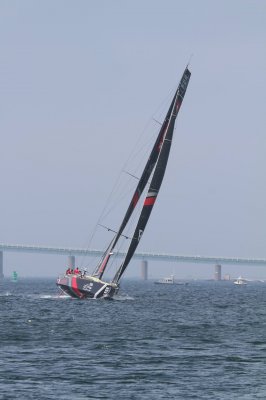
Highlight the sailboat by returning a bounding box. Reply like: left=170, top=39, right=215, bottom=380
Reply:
left=56, top=66, right=191, bottom=299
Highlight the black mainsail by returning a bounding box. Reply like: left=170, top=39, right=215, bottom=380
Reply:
left=56, top=66, right=191, bottom=299
left=112, top=67, right=191, bottom=283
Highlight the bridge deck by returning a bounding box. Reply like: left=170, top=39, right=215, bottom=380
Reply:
left=0, top=243, right=265, bottom=266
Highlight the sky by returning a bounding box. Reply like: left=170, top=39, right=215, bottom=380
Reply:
left=0, top=0, right=265, bottom=279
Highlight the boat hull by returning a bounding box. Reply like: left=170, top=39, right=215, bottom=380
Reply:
left=56, top=275, right=118, bottom=299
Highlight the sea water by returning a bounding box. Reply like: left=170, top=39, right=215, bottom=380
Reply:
left=0, top=278, right=266, bottom=399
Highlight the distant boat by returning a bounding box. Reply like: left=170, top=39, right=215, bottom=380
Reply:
left=234, top=276, right=247, bottom=285
left=154, top=275, right=188, bottom=285
left=56, top=66, right=191, bottom=299
left=11, top=271, right=18, bottom=283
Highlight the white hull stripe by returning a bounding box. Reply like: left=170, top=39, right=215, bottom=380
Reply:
left=93, top=283, right=108, bottom=299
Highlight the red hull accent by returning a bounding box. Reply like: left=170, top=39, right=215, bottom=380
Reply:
left=71, top=276, right=84, bottom=298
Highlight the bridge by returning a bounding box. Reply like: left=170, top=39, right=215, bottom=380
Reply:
left=0, top=242, right=266, bottom=280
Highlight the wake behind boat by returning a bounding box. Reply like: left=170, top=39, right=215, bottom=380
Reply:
left=56, top=66, right=191, bottom=299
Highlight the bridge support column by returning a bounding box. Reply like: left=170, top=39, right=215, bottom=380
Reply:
left=67, top=255, right=75, bottom=270
left=214, top=264, right=221, bottom=281
left=141, top=260, right=148, bottom=280
left=0, top=251, right=3, bottom=279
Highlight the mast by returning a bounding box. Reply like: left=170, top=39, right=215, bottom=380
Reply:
left=112, top=67, right=191, bottom=284
left=93, top=80, right=180, bottom=279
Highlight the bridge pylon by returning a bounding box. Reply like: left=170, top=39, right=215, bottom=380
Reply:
left=141, top=260, right=148, bottom=280
left=214, top=264, right=222, bottom=281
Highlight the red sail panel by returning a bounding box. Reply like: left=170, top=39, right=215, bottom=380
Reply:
left=144, top=197, right=156, bottom=206
left=132, top=192, right=140, bottom=207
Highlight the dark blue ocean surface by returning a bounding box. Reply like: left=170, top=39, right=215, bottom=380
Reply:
left=0, top=278, right=266, bottom=399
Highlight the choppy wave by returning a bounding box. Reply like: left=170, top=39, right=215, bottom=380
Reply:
left=0, top=291, right=12, bottom=297
left=0, top=279, right=266, bottom=399
left=39, top=294, right=71, bottom=299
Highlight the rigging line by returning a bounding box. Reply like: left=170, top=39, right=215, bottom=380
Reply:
left=152, top=118, right=163, bottom=126
left=80, top=173, right=133, bottom=267
left=81, top=157, right=132, bottom=265
left=98, top=224, right=131, bottom=240
left=83, top=233, right=114, bottom=271
left=122, top=170, right=139, bottom=180
left=100, top=180, right=139, bottom=221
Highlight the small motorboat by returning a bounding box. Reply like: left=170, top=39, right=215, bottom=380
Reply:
left=154, top=275, right=188, bottom=285
left=233, top=276, right=247, bottom=285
